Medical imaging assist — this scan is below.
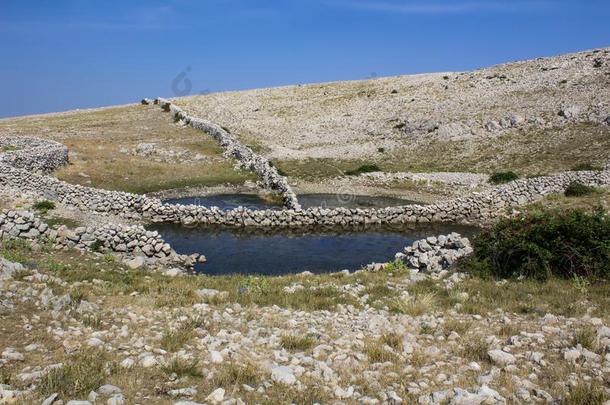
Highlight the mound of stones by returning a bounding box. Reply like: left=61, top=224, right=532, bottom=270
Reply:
left=395, top=233, right=473, bottom=273
left=0, top=136, right=68, bottom=174
left=151, top=97, right=301, bottom=210
left=0, top=209, right=204, bottom=270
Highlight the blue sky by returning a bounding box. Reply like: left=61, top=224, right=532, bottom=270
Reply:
left=1, top=0, right=608, bottom=118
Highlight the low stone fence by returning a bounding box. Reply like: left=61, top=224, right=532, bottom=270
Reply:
left=0, top=209, right=204, bottom=269
left=1, top=132, right=609, bottom=229
left=1, top=155, right=609, bottom=228
left=0, top=137, right=68, bottom=174
left=150, top=97, right=301, bottom=210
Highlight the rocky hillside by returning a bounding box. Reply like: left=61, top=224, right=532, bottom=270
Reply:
left=174, top=48, right=610, bottom=172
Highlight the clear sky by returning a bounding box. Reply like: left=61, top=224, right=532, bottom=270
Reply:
left=1, top=0, right=609, bottom=118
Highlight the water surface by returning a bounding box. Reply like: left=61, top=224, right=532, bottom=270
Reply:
left=165, top=193, right=420, bottom=211
left=151, top=223, right=478, bottom=276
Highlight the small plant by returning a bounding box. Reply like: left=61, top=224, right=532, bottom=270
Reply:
left=573, top=326, right=599, bottom=352
left=488, top=171, right=519, bottom=184
left=11, top=268, right=33, bottom=281
left=364, top=339, right=396, bottom=363
left=573, top=275, right=590, bottom=294
left=38, top=349, right=108, bottom=398
left=212, top=362, right=261, bottom=387
left=571, top=163, right=603, bottom=172
left=160, top=325, right=194, bottom=352
left=345, top=164, right=381, bottom=176
left=69, top=287, right=88, bottom=306
left=564, top=381, right=608, bottom=405
left=389, top=293, right=437, bottom=316
left=461, top=336, right=490, bottom=363
left=1, top=239, right=31, bottom=263
left=89, top=240, right=104, bottom=253
left=380, top=333, right=403, bottom=352
left=33, top=200, right=55, bottom=214
left=564, top=181, right=597, bottom=197
left=160, top=357, right=202, bottom=378
left=280, top=334, right=316, bottom=352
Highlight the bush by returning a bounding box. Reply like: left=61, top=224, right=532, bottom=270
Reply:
left=564, top=181, right=597, bottom=197
left=461, top=209, right=610, bottom=280
left=488, top=171, right=519, bottom=184
left=571, top=163, right=603, bottom=172
left=345, top=164, right=381, bottom=176
left=33, top=200, right=55, bottom=213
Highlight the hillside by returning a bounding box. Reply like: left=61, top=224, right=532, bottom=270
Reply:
left=174, top=48, right=610, bottom=176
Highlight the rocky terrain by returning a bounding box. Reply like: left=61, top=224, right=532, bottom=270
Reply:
left=1, top=238, right=609, bottom=404
left=175, top=48, right=610, bottom=176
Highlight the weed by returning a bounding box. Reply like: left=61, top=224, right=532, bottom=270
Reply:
left=38, top=349, right=108, bottom=398
left=160, top=357, right=202, bottom=378
left=564, top=182, right=597, bottom=197
left=160, top=325, right=194, bottom=352
left=489, top=171, right=519, bottom=184
left=280, top=334, right=316, bottom=352
left=33, top=200, right=55, bottom=214
left=345, top=164, right=381, bottom=176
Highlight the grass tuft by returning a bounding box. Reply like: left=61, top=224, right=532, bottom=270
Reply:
left=280, top=334, right=316, bottom=352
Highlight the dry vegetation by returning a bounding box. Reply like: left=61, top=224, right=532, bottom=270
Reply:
left=0, top=105, right=254, bottom=194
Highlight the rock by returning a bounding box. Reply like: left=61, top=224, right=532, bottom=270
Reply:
left=135, top=143, right=156, bottom=155
left=169, top=387, right=197, bottom=397
left=141, top=355, right=157, bottom=368
left=208, top=350, right=223, bottom=364
left=271, top=365, right=297, bottom=385
left=87, top=337, right=104, bottom=347
left=66, top=401, right=93, bottom=405
left=1, top=348, right=24, bottom=361
left=488, top=349, right=516, bottom=366
left=205, top=388, right=225, bottom=404
left=97, top=384, right=122, bottom=396
left=107, top=395, right=125, bottom=405
left=559, top=105, right=582, bottom=119
left=564, top=349, right=581, bottom=362
left=124, top=256, right=145, bottom=269
left=41, top=393, right=60, bottom=405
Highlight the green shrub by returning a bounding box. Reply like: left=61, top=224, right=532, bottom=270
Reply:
left=488, top=171, right=519, bottom=184
left=570, top=163, right=603, bottom=172
left=564, top=181, right=597, bottom=197
left=33, top=200, right=56, bottom=213
left=345, top=164, right=381, bottom=176
left=461, top=209, right=610, bottom=280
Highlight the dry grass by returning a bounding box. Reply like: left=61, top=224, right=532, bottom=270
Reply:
left=0, top=105, right=254, bottom=194
left=389, top=293, right=437, bottom=316
left=160, top=325, right=195, bottom=352
left=280, top=334, right=316, bottom=352
left=460, top=335, right=490, bottom=363
left=364, top=337, right=399, bottom=363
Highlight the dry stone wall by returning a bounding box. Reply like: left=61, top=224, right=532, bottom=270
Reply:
left=1, top=132, right=609, bottom=229
left=151, top=97, right=302, bottom=210
left=0, top=209, right=204, bottom=269
left=0, top=137, right=68, bottom=174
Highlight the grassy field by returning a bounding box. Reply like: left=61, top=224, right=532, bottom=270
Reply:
left=0, top=106, right=254, bottom=194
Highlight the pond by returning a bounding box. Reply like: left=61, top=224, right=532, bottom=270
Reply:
left=164, top=193, right=422, bottom=210
left=150, top=223, right=479, bottom=276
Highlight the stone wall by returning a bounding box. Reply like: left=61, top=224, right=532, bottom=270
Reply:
left=0, top=209, right=204, bottom=269
left=152, top=97, right=302, bottom=210
left=0, top=137, right=68, bottom=174
left=1, top=133, right=609, bottom=229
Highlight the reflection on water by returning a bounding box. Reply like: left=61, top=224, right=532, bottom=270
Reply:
left=165, top=193, right=422, bottom=211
